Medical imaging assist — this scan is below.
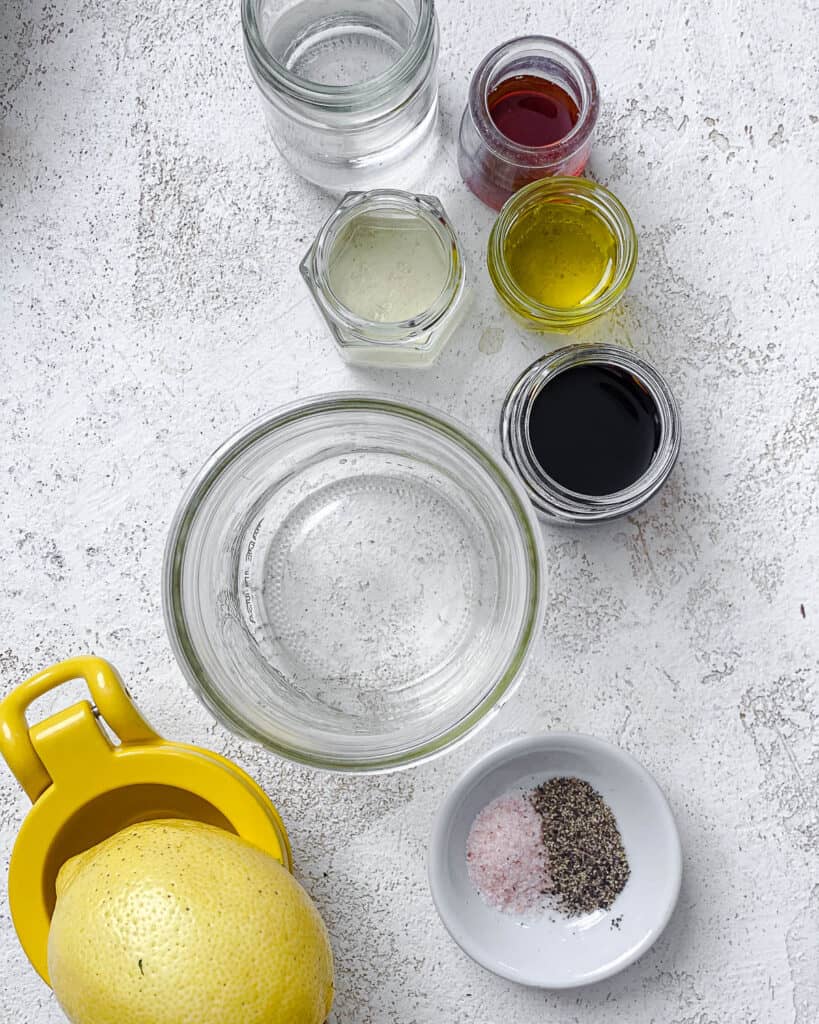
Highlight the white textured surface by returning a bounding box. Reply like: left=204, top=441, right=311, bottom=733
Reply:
left=1, top=0, right=817, bottom=1021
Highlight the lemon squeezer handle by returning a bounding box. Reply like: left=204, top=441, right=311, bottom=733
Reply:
left=0, top=655, right=159, bottom=802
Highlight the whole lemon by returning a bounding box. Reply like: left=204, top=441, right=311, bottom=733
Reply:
left=47, top=819, right=334, bottom=1024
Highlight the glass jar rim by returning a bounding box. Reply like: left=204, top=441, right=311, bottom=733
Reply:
left=487, top=177, right=638, bottom=328
left=241, top=0, right=437, bottom=110
left=500, top=345, right=681, bottom=523
left=301, top=189, right=465, bottom=346
left=468, top=35, right=599, bottom=163
left=162, top=393, right=545, bottom=771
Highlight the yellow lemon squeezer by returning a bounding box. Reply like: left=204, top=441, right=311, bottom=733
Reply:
left=0, top=655, right=292, bottom=985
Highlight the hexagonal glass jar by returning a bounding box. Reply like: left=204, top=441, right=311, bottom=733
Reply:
left=301, top=189, right=468, bottom=368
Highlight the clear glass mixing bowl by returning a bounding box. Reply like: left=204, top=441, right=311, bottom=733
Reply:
left=163, top=395, right=544, bottom=772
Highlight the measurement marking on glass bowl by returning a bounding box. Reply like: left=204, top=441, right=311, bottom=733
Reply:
left=242, top=519, right=264, bottom=625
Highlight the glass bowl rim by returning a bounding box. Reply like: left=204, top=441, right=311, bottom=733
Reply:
left=162, top=392, right=545, bottom=773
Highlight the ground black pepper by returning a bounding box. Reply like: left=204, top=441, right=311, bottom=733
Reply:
left=530, top=777, right=630, bottom=917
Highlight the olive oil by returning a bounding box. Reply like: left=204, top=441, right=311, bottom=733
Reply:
left=504, top=201, right=616, bottom=309
left=487, top=178, right=636, bottom=330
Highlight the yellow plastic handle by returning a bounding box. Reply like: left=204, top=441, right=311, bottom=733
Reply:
left=0, top=656, right=159, bottom=802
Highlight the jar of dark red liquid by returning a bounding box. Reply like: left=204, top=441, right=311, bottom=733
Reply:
left=458, top=37, right=599, bottom=209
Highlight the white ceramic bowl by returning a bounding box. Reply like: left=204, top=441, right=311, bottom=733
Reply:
left=428, top=734, right=682, bottom=988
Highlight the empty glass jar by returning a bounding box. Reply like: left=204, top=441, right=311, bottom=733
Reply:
left=242, top=0, right=441, bottom=191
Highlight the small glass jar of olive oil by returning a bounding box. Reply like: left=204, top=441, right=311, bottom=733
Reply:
left=487, top=177, right=637, bottom=331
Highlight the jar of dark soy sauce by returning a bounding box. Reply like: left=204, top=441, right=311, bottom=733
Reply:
left=500, top=345, right=681, bottom=524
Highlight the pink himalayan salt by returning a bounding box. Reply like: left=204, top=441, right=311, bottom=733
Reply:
left=466, top=793, right=551, bottom=914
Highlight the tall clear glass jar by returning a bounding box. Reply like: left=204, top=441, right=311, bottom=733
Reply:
left=242, top=0, right=441, bottom=192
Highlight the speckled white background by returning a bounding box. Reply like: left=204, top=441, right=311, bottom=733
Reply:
left=1, top=0, right=817, bottom=1020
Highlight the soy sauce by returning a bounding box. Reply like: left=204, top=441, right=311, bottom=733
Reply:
left=487, top=75, right=579, bottom=148
left=526, top=364, right=661, bottom=496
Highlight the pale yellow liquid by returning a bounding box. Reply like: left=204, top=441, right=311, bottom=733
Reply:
left=328, top=213, right=449, bottom=323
